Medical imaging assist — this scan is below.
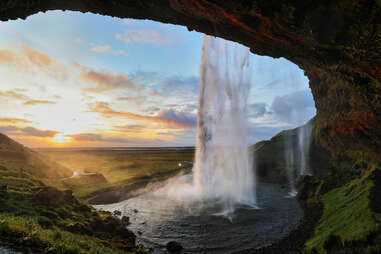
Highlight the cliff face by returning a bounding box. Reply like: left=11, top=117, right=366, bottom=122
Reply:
left=252, top=118, right=332, bottom=184
left=0, top=0, right=380, bottom=163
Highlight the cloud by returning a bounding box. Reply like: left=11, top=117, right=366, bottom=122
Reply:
left=248, top=103, right=267, bottom=118
left=0, top=125, right=58, bottom=137
left=90, top=102, right=197, bottom=128
left=113, top=124, right=145, bottom=133
left=0, top=90, right=29, bottom=100
left=91, top=44, right=128, bottom=56
left=74, top=38, right=83, bottom=44
left=161, top=76, right=199, bottom=95
left=70, top=133, right=131, bottom=143
left=80, top=69, right=141, bottom=93
left=70, top=133, right=167, bottom=146
left=0, top=46, right=64, bottom=76
left=117, top=96, right=146, bottom=106
left=128, top=72, right=199, bottom=99
left=0, top=48, right=17, bottom=63
left=270, top=89, right=316, bottom=125
left=22, top=46, right=54, bottom=68
left=116, top=29, right=172, bottom=45
left=24, top=100, right=56, bottom=106
left=91, top=45, right=111, bottom=52
left=122, top=19, right=138, bottom=25
left=258, top=79, right=281, bottom=90
left=0, top=118, right=32, bottom=124
left=143, top=106, right=161, bottom=114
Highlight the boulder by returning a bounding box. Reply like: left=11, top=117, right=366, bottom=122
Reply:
left=166, top=241, right=183, bottom=253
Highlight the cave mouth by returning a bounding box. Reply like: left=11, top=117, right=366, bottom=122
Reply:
left=0, top=10, right=316, bottom=252
left=0, top=0, right=380, bottom=162
left=0, top=10, right=316, bottom=149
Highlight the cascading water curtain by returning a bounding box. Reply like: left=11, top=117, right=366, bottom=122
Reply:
left=193, top=35, right=256, bottom=214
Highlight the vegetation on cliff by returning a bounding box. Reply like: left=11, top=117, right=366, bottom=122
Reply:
left=299, top=160, right=380, bottom=253
left=0, top=164, right=147, bottom=254
left=251, top=117, right=331, bottom=184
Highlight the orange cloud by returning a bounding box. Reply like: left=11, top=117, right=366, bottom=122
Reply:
left=117, top=96, right=145, bottom=106
left=0, top=90, right=29, bottom=100
left=91, top=44, right=111, bottom=52
left=22, top=46, right=54, bottom=68
left=0, top=118, right=32, bottom=124
left=0, top=45, right=62, bottom=74
left=0, top=49, right=17, bottom=63
left=91, top=44, right=127, bottom=56
left=0, top=125, right=58, bottom=137
left=24, top=100, right=56, bottom=106
left=90, top=102, right=196, bottom=128
left=81, top=70, right=141, bottom=93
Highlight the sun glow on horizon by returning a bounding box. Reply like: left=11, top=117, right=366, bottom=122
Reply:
left=51, top=133, right=73, bottom=144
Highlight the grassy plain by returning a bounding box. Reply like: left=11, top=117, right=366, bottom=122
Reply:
left=40, top=148, right=195, bottom=198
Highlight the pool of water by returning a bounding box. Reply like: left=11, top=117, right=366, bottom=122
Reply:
left=96, top=176, right=303, bottom=253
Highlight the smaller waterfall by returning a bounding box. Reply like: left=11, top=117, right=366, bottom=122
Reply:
left=298, top=121, right=313, bottom=176
left=283, top=132, right=297, bottom=196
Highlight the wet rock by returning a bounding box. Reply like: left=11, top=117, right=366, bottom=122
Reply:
left=113, top=210, right=122, bottom=216
left=121, top=216, right=130, bottom=226
left=166, top=241, right=183, bottom=253
left=47, top=247, right=57, bottom=253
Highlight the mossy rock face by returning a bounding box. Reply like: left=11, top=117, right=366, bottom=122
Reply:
left=34, top=186, right=74, bottom=204
left=37, top=216, right=53, bottom=229
left=369, top=167, right=381, bottom=213
left=304, top=161, right=381, bottom=253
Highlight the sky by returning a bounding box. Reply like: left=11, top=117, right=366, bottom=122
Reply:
left=0, top=11, right=316, bottom=148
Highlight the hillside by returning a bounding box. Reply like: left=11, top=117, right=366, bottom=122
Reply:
left=0, top=133, right=72, bottom=179
left=251, top=117, right=331, bottom=184
left=0, top=133, right=144, bottom=253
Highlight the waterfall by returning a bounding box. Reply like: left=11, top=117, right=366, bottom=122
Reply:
left=298, top=121, right=313, bottom=176
left=283, top=132, right=297, bottom=196
left=192, top=35, right=256, bottom=214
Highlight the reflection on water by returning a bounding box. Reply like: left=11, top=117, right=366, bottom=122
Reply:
left=96, top=176, right=303, bottom=253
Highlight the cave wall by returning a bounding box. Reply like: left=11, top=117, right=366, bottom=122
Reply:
left=1, top=0, right=380, bottom=162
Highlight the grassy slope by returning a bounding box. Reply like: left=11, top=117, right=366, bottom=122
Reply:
left=0, top=133, right=72, bottom=179
left=0, top=165, right=146, bottom=254
left=0, top=133, right=147, bottom=253
left=301, top=161, right=381, bottom=253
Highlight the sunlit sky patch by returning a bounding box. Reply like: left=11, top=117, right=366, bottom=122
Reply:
left=0, top=11, right=316, bottom=148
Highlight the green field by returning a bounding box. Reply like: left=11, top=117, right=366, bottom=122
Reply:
left=40, top=148, right=195, bottom=198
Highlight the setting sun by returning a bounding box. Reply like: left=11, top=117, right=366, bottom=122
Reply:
left=51, top=133, right=72, bottom=143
